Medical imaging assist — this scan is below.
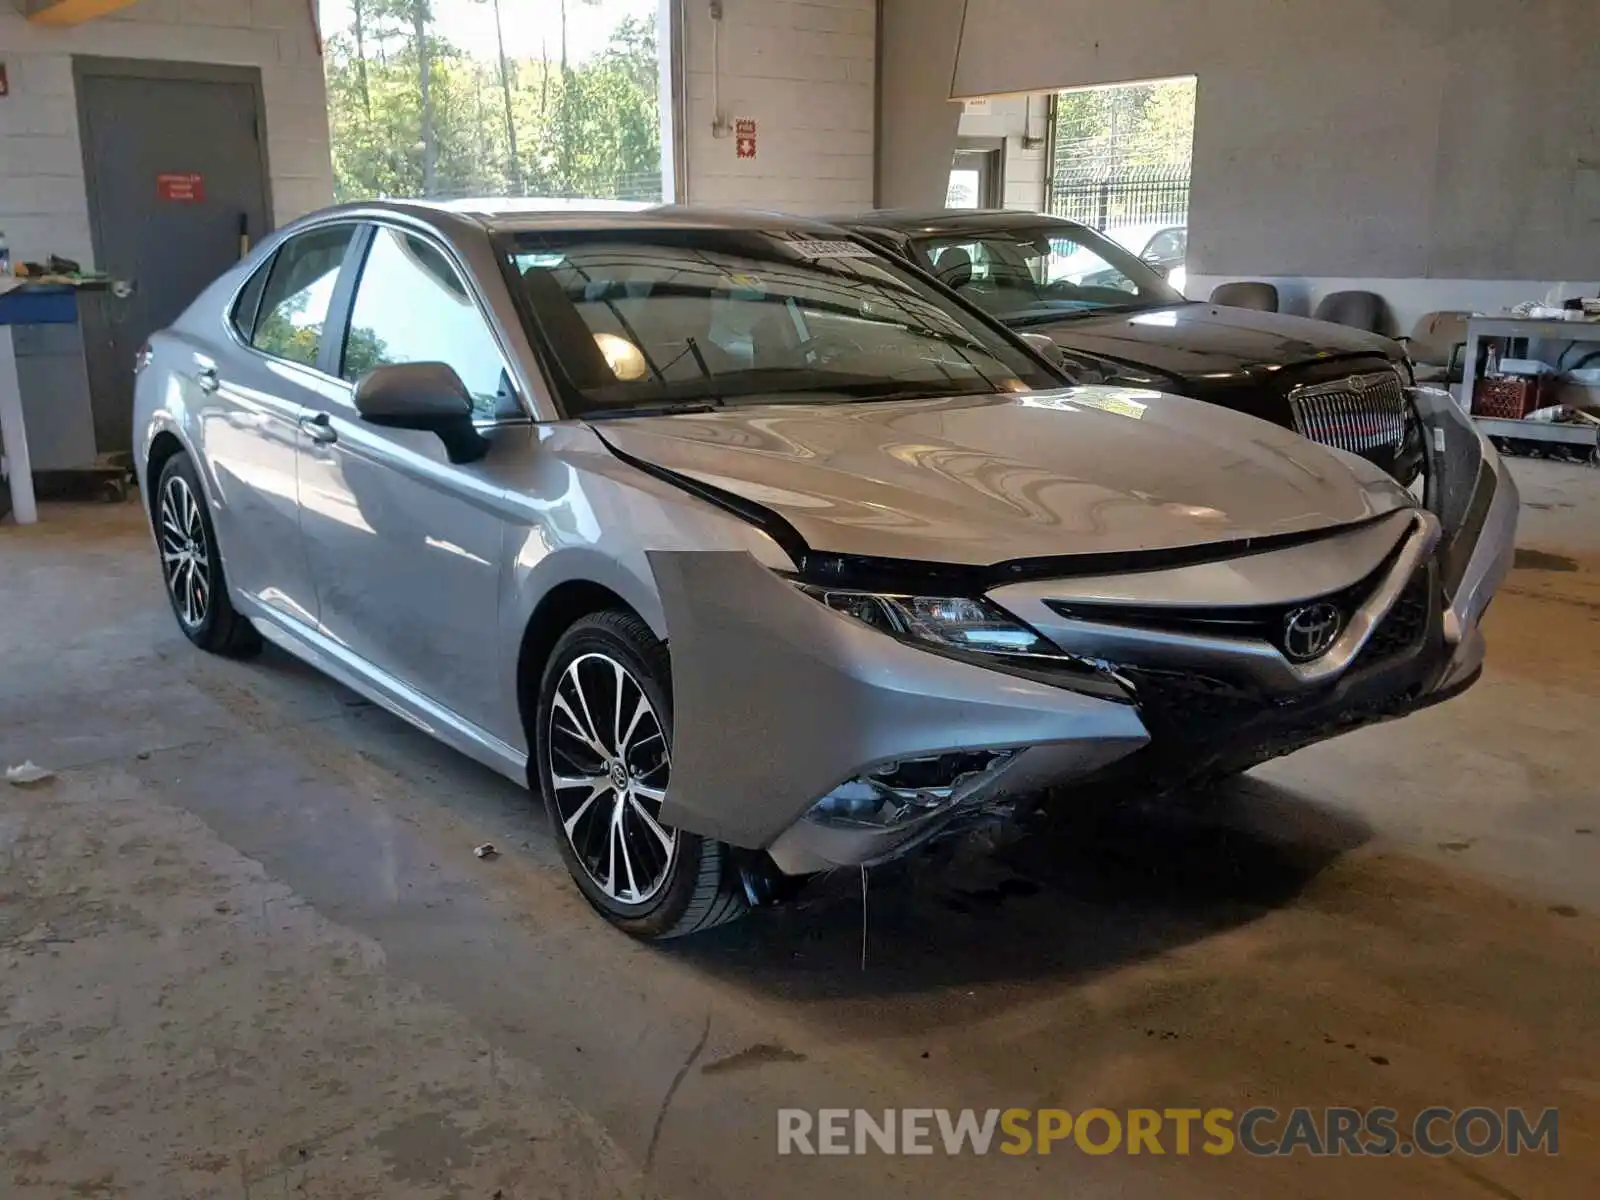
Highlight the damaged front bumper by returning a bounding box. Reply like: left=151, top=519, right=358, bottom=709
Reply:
left=647, top=388, right=1516, bottom=875
left=1412, top=385, right=1519, bottom=690
left=648, top=550, right=1151, bottom=874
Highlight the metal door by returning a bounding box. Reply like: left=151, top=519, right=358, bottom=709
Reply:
left=948, top=148, right=1002, bottom=210
left=75, top=59, right=271, bottom=455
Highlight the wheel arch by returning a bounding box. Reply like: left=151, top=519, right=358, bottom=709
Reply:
left=144, top=429, right=189, bottom=524
left=515, top=579, right=650, bottom=777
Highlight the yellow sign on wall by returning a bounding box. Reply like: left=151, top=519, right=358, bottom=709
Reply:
left=24, top=0, right=142, bottom=28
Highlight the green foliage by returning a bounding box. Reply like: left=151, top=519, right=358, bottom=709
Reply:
left=1052, top=78, right=1195, bottom=181
left=341, top=324, right=392, bottom=380
left=253, top=293, right=323, bottom=367
left=324, top=6, right=662, bottom=203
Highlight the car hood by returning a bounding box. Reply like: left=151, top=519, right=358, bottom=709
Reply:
left=596, top=387, right=1413, bottom=566
left=1019, top=303, right=1401, bottom=381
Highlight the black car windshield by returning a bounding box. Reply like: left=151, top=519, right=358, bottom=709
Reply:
left=914, top=224, right=1185, bottom=326
left=498, top=228, right=1059, bottom=417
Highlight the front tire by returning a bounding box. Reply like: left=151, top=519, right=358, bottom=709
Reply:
left=534, top=610, right=747, bottom=939
left=154, top=452, right=261, bottom=658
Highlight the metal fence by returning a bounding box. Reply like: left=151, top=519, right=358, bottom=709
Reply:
left=1047, top=166, right=1190, bottom=234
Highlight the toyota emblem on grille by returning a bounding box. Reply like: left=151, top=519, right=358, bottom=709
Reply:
left=1282, top=602, right=1344, bottom=662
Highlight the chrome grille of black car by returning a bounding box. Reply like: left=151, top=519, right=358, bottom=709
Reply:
left=1287, top=370, right=1408, bottom=456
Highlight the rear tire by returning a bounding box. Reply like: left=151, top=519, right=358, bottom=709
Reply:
left=534, top=610, right=747, bottom=939
left=154, top=452, right=262, bottom=658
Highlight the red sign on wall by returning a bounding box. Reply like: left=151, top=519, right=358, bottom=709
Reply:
left=735, top=118, right=756, bottom=160
left=157, top=173, right=205, bottom=203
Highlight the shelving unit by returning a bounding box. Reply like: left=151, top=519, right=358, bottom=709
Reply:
left=1462, top=315, right=1600, bottom=458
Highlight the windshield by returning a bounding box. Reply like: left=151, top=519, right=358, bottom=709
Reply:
left=914, top=224, right=1185, bottom=326
left=499, top=228, right=1060, bottom=417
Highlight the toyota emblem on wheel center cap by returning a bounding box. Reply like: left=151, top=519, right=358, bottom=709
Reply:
left=1282, top=602, right=1344, bottom=662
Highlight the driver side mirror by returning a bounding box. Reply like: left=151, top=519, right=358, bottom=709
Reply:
left=353, top=362, right=490, bottom=464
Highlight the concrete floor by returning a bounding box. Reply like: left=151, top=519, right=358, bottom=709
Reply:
left=1, top=459, right=1597, bottom=1199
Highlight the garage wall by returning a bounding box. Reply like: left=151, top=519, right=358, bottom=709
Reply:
left=876, top=0, right=963, bottom=210
left=678, top=0, right=876, bottom=213
left=947, top=0, right=1600, bottom=285
left=0, top=0, right=333, bottom=269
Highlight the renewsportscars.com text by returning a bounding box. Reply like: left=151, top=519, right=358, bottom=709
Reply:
left=777, top=1106, right=1559, bottom=1158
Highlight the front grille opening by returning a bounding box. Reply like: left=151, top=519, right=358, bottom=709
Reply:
left=1045, top=542, right=1432, bottom=669
left=1352, top=569, right=1433, bottom=669
left=1045, top=565, right=1382, bottom=664
left=1116, top=669, right=1276, bottom=747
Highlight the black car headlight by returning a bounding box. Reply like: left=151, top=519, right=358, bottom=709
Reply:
left=795, top=585, right=1057, bottom=655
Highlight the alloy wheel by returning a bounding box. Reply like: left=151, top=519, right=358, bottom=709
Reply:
left=546, top=652, right=677, bottom=905
left=159, top=474, right=211, bottom=629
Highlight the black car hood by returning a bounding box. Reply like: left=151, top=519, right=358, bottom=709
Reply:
left=1021, top=303, right=1402, bottom=382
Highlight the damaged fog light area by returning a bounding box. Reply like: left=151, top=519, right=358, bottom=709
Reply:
left=806, top=750, right=1019, bottom=830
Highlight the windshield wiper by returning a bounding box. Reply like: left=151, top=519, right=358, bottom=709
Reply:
left=831, top=387, right=995, bottom=404
left=583, top=401, right=722, bottom=421
left=1008, top=301, right=1187, bottom=327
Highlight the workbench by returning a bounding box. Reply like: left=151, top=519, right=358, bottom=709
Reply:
left=0, top=281, right=114, bottom=524
left=1462, top=314, right=1600, bottom=456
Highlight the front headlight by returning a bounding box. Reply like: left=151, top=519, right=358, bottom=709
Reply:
left=795, top=584, right=1058, bottom=656
left=795, top=581, right=1134, bottom=702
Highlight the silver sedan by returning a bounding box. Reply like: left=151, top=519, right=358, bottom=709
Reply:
left=133, top=202, right=1516, bottom=938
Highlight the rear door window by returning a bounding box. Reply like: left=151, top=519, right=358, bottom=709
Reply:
left=250, top=224, right=357, bottom=369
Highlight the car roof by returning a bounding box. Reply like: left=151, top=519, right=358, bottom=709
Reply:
left=301, top=198, right=850, bottom=237
left=828, top=208, right=1093, bottom=237
left=438, top=196, right=655, bottom=216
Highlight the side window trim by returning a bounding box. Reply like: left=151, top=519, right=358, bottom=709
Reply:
left=349, top=218, right=528, bottom=424
left=318, top=223, right=377, bottom=380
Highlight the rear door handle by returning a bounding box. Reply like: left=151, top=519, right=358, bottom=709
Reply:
left=298, top=412, right=338, bottom=444
left=195, top=365, right=219, bottom=394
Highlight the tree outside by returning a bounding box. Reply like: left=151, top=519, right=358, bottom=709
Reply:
left=1048, top=76, right=1195, bottom=236
left=1051, top=77, right=1196, bottom=181
left=321, top=0, right=663, bottom=203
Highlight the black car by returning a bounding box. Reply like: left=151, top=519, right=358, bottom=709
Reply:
left=837, top=209, right=1422, bottom=483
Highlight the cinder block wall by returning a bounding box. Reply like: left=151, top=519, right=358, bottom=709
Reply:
left=0, top=0, right=333, bottom=268
left=678, top=0, right=877, bottom=213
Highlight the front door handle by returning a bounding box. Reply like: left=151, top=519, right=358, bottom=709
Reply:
left=195, top=365, right=219, bottom=394
left=298, top=412, right=338, bottom=444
